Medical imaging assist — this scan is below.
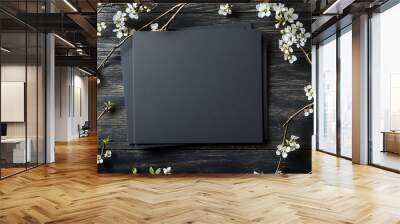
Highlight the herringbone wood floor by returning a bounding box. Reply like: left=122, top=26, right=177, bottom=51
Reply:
left=1, top=136, right=400, bottom=224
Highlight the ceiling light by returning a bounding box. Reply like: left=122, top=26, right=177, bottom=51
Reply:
left=63, top=0, right=78, bottom=12
left=1, top=47, right=11, bottom=53
left=78, top=67, right=93, bottom=76
left=54, top=34, right=75, bottom=48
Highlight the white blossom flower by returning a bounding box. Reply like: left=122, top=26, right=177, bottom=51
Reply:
left=104, top=150, right=112, bottom=158
left=304, top=107, right=314, bottom=116
left=126, top=3, right=139, bottom=20
left=273, top=3, right=287, bottom=28
left=284, top=8, right=298, bottom=24
left=150, top=23, right=159, bottom=31
left=113, top=11, right=128, bottom=38
left=256, top=3, right=272, bottom=18
left=304, top=84, right=314, bottom=100
left=276, top=144, right=284, bottom=156
left=273, top=3, right=286, bottom=15
left=113, top=26, right=128, bottom=38
left=289, top=142, right=300, bottom=150
left=278, top=22, right=310, bottom=64
left=255, top=2, right=310, bottom=65
left=279, top=39, right=297, bottom=63
left=163, top=167, right=172, bottom=175
left=293, top=21, right=311, bottom=48
left=97, top=155, right=103, bottom=164
left=287, top=54, right=297, bottom=64
left=276, top=135, right=301, bottom=159
left=113, top=11, right=127, bottom=28
left=273, top=4, right=297, bottom=28
left=276, top=145, right=282, bottom=156
left=97, top=22, right=106, bottom=36
left=218, top=4, right=232, bottom=16
left=139, top=5, right=151, bottom=13
left=113, top=4, right=142, bottom=38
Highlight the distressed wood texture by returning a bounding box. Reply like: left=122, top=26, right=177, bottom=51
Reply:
left=97, top=2, right=312, bottom=173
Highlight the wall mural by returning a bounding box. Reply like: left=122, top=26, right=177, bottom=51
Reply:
left=97, top=2, right=313, bottom=174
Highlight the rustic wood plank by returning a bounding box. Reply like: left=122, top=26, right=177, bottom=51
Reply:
left=97, top=3, right=312, bottom=173
left=99, top=2, right=310, bottom=14
left=98, top=148, right=311, bottom=173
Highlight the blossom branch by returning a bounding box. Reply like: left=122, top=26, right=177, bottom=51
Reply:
left=256, top=3, right=311, bottom=64
left=282, top=102, right=314, bottom=127
left=97, top=100, right=115, bottom=121
left=275, top=157, right=282, bottom=174
left=275, top=102, right=314, bottom=173
left=97, top=4, right=107, bottom=13
left=300, top=46, right=312, bottom=65
left=160, top=3, right=187, bottom=31
left=97, top=3, right=185, bottom=71
left=97, top=109, right=107, bottom=121
left=98, top=136, right=111, bottom=164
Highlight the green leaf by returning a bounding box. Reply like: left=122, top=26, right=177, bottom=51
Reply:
left=155, top=168, right=161, bottom=175
left=104, top=100, right=115, bottom=112
left=131, top=167, right=137, bottom=175
left=101, top=136, right=111, bottom=148
left=149, top=167, right=155, bottom=175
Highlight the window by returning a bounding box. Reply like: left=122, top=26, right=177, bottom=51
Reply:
left=370, top=3, right=400, bottom=171
left=317, top=36, right=337, bottom=154
left=339, top=27, right=352, bottom=158
left=316, top=25, right=353, bottom=159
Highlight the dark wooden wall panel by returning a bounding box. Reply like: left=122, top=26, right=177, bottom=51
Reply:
left=97, top=2, right=312, bottom=173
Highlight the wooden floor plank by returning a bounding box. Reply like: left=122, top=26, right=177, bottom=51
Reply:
left=0, top=135, right=399, bottom=223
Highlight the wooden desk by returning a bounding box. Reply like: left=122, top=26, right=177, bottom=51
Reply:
left=382, top=131, right=400, bottom=154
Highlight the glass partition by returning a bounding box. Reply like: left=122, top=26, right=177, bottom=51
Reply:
left=0, top=1, right=46, bottom=179
left=27, top=31, right=38, bottom=169
left=1, top=31, right=28, bottom=177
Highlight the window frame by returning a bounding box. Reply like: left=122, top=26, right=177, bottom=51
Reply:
left=315, top=24, right=353, bottom=160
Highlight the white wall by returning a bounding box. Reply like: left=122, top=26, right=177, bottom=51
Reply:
left=55, top=66, right=69, bottom=141
left=1, top=65, right=26, bottom=138
left=1, top=65, right=39, bottom=138
left=1, top=63, right=46, bottom=164
left=55, top=67, right=89, bottom=141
